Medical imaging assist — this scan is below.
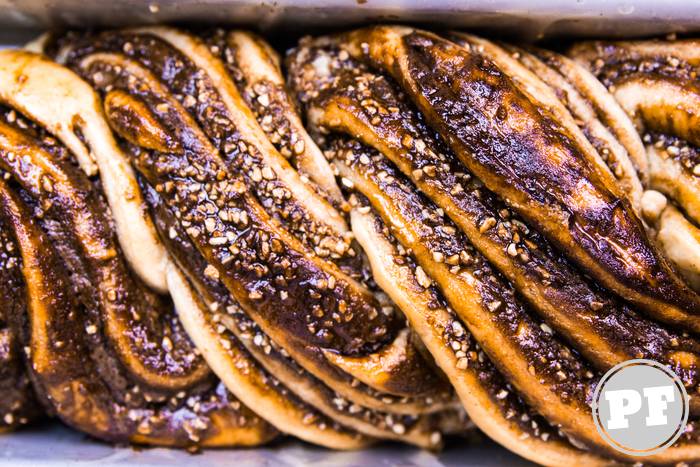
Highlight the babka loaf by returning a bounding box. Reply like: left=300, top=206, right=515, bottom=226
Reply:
left=1, top=25, right=699, bottom=465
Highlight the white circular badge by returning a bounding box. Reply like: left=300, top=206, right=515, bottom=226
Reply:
left=592, top=359, right=689, bottom=456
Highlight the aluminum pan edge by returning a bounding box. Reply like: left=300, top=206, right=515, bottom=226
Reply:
left=0, top=423, right=534, bottom=466
left=1, top=0, right=700, bottom=39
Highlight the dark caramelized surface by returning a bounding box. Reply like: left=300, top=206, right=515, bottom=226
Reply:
left=0, top=220, right=38, bottom=432
left=90, top=55, right=395, bottom=355
left=3, top=25, right=700, bottom=465
left=286, top=27, right=700, bottom=463
left=0, top=50, right=276, bottom=448
left=287, top=41, right=700, bottom=405
left=334, top=27, right=700, bottom=336
left=46, top=28, right=457, bottom=448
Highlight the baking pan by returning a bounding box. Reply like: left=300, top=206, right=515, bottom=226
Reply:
left=0, top=423, right=533, bottom=466
left=1, top=0, right=700, bottom=39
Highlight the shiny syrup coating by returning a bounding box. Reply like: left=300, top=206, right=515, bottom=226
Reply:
left=54, top=30, right=455, bottom=445
left=0, top=218, right=38, bottom=432
left=288, top=32, right=700, bottom=461
left=64, top=32, right=355, bottom=265
left=0, top=164, right=272, bottom=447
left=331, top=137, right=596, bottom=410
left=140, top=181, right=445, bottom=447
left=0, top=51, right=274, bottom=445
left=287, top=43, right=700, bottom=402
left=337, top=27, right=700, bottom=336
left=332, top=138, right=567, bottom=444
left=81, top=56, right=395, bottom=356
left=0, top=104, right=209, bottom=398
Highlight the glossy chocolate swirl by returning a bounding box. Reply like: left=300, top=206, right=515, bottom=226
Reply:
left=0, top=49, right=277, bottom=447
left=287, top=30, right=700, bottom=464
left=570, top=39, right=700, bottom=293
left=289, top=33, right=700, bottom=399
left=43, top=27, right=459, bottom=448
left=6, top=23, right=699, bottom=464
left=0, top=219, right=39, bottom=433
left=448, top=35, right=646, bottom=215
left=331, top=26, right=700, bottom=336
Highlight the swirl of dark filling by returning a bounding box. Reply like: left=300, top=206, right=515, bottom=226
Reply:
left=0, top=49, right=277, bottom=448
